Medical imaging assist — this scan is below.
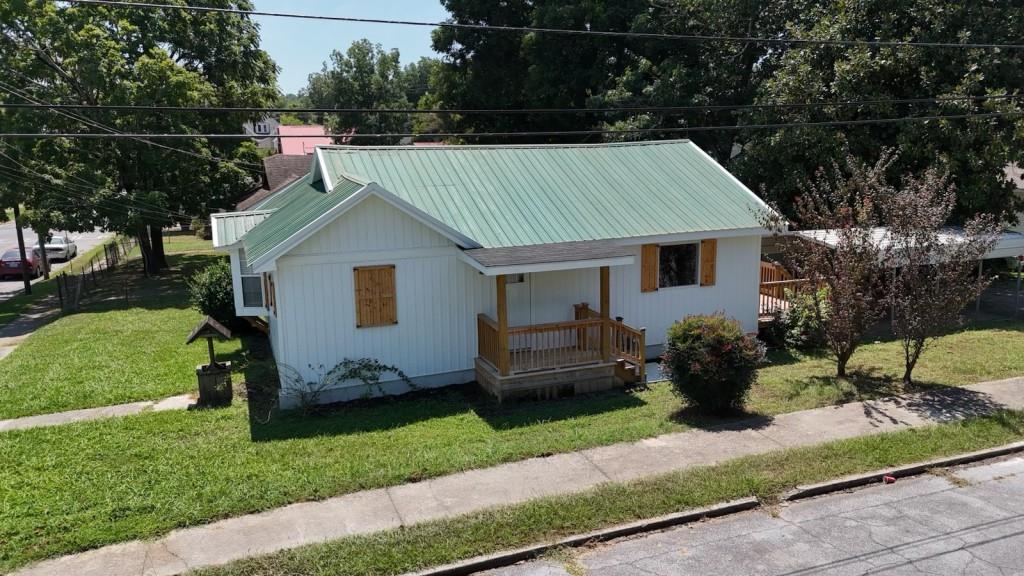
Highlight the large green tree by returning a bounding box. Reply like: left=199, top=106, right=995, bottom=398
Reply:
left=0, top=0, right=278, bottom=273
left=303, top=39, right=422, bottom=144
left=731, top=1, right=1024, bottom=222
left=432, top=0, right=1024, bottom=222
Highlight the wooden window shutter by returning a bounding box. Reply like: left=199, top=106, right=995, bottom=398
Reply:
left=641, top=244, right=659, bottom=292
left=700, top=239, right=717, bottom=286
left=354, top=265, right=397, bottom=327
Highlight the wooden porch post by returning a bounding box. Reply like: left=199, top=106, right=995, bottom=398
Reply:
left=496, top=274, right=510, bottom=375
left=600, top=266, right=611, bottom=362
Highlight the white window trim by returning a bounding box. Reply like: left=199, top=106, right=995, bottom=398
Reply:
left=232, top=247, right=266, bottom=316
left=656, top=241, right=701, bottom=290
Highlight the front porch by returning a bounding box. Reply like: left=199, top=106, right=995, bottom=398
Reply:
left=474, top=266, right=646, bottom=402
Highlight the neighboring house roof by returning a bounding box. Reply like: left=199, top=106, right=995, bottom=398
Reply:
left=234, top=140, right=774, bottom=272
left=797, top=227, right=1024, bottom=260
left=278, top=125, right=332, bottom=155
left=210, top=210, right=274, bottom=248
left=235, top=154, right=313, bottom=211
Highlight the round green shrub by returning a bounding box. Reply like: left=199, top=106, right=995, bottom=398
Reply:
left=661, top=314, right=766, bottom=415
left=784, top=287, right=829, bottom=350
left=187, top=259, right=236, bottom=326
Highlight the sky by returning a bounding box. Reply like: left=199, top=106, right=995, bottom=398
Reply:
left=252, top=1, right=450, bottom=95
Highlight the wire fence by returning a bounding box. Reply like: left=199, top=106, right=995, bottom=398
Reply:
left=56, top=236, right=136, bottom=313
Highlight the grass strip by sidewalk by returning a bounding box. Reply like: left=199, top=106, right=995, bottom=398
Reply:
left=194, top=411, right=1024, bottom=576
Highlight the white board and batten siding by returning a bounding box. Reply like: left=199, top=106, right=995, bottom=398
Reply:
left=502, top=237, right=761, bottom=347
left=272, top=196, right=495, bottom=402
left=270, top=195, right=762, bottom=402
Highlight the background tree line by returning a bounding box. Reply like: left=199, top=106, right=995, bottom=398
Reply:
left=304, top=0, right=1024, bottom=224
left=3, top=0, right=1023, bottom=282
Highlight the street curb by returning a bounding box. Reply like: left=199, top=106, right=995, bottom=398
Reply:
left=405, top=441, right=1024, bottom=576
left=782, top=440, right=1024, bottom=501
left=404, top=498, right=759, bottom=576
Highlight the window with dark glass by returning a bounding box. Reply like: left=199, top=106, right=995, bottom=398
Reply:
left=658, top=243, right=698, bottom=288
left=237, top=249, right=264, bottom=308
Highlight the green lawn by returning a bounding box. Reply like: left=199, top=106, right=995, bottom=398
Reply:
left=2, top=320, right=1024, bottom=570
left=193, top=411, right=1024, bottom=576
left=0, top=248, right=242, bottom=419
left=1, top=233, right=1023, bottom=571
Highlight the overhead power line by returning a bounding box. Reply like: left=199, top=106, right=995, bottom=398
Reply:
left=0, top=79, right=264, bottom=172
left=65, top=0, right=1024, bottom=50
left=1, top=93, right=1021, bottom=115
left=0, top=110, right=1021, bottom=140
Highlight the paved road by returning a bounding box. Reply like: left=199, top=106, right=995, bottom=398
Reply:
left=0, top=220, right=111, bottom=299
left=488, top=456, right=1024, bottom=576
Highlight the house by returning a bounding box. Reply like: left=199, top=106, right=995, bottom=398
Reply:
left=242, top=116, right=280, bottom=150
left=211, top=140, right=774, bottom=405
left=277, top=125, right=332, bottom=155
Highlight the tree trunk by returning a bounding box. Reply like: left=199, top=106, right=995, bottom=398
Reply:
left=36, top=230, right=50, bottom=279
left=836, top=353, right=849, bottom=379
left=137, top=225, right=156, bottom=277
left=149, top=225, right=169, bottom=270
left=12, top=204, right=31, bottom=295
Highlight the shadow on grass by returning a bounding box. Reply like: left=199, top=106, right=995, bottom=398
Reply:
left=70, top=253, right=221, bottom=314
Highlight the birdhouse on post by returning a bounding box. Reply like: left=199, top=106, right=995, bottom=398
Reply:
left=186, top=316, right=233, bottom=407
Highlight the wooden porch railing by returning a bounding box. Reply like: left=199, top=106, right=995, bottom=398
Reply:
left=507, top=317, right=605, bottom=373
left=476, top=304, right=646, bottom=379
left=477, top=314, right=501, bottom=370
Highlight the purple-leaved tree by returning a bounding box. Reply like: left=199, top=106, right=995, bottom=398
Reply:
left=761, top=153, right=894, bottom=378
left=882, top=169, right=1001, bottom=385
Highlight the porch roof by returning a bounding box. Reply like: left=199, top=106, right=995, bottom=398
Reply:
left=460, top=240, right=634, bottom=275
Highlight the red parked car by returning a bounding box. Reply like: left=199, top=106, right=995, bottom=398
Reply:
left=0, top=248, right=42, bottom=280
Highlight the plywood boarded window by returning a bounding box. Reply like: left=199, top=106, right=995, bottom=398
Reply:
left=699, top=239, right=717, bottom=286
left=641, top=244, right=659, bottom=292
left=354, top=265, right=397, bottom=327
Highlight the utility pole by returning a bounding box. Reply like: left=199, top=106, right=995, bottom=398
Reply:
left=12, top=204, right=31, bottom=295
left=36, top=229, right=50, bottom=279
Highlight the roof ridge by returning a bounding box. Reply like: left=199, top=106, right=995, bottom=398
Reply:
left=315, top=139, right=693, bottom=152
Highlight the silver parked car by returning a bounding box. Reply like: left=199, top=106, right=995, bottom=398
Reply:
left=33, top=234, right=78, bottom=262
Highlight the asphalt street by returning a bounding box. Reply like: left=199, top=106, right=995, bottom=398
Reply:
left=0, top=220, right=111, bottom=299
left=487, top=456, right=1024, bottom=575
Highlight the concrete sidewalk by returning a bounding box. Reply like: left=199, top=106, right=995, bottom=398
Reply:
left=0, top=394, right=194, bottom=432
left=14, top=377, right=1024, bottom=576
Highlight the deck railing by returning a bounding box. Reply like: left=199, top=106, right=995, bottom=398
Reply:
left=477, top=314, right=501, bottom=370
left=508, top=318, right=605, bottom=373
left=759, top=278, right=810, bottom=316
left=478, top=303, right=646, bottom=378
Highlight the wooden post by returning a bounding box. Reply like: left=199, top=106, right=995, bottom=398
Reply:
left=496, top=274, right=510, bottom=375
left=600, top=266, right=611, bottom=362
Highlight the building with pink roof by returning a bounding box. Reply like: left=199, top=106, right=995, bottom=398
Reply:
left=277, top=125, right=333, bottom=155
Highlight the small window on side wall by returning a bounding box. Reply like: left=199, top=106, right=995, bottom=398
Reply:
left=238, top=249, right=264, bottom=308
left=658, top=243, right=698, bottom=288
left=354, top=265, right=397, bottom=327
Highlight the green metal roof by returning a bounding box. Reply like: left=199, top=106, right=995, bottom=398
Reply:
left=238, top=140, right=771, bottom=267
left=211, top=210, right=273, bottom=248
left=319, top=140, right=768, bottom=249
left=241, top=173, right=364, bottom=263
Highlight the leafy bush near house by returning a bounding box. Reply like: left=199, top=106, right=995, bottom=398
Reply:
left=187, top=259, right=235, bottom=326
left=192, top=217, right=212, bottom=240
left=662, top=314, right=766, bottom=415
left=784, top=287, right=829, bottom=351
